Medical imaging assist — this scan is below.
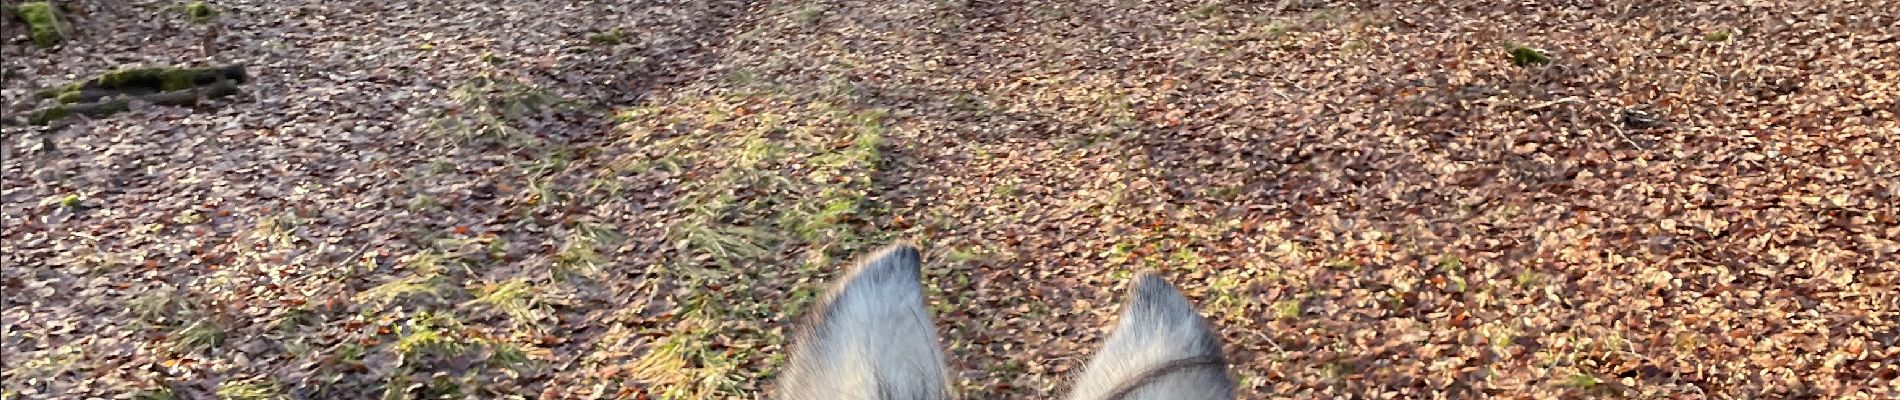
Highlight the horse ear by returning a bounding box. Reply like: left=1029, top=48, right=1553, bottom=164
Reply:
left=1065, top=272, right=1235, bottom=400
left=775, top=244, right=955, bottom=400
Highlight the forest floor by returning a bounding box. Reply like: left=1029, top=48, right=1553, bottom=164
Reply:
left=3, top=0, right=1897, bottom=399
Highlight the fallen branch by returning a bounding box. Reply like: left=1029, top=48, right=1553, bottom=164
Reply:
left=28, top=80, right=240, bottom=126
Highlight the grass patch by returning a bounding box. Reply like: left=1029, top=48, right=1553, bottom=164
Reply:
left=134, top=387, right=176, bottom=400
left=433, top=75, right=563, bottom=148
left=554, top=222, right=620, bottom=280
left=1437, top=255, right=1463, bottom=270
left=330, top=343, right=366, bottom=368
left=393, top=311, right=469, bottom=358
left=1204, top=271, right=1251, bottom=316
left=41, top=193, right=83, bottom=209
left=248, top=212, right=302, bottom=249
left=667, top=222, right=773, bottom=271
left=1179, top=2, right=1224, bottom=22
left=519, top=145, right=574, bottom=177
left=613, top=106, right=663, bottom=123
left=1169, top=248, right=1203, bottom=271
left=173, top=319, right=226, bottom=351
left=488, top=341, right=532, bottom=370
left=790, top=3, right=827, bottom=25
left=216, top=376, right=282, bottom=400
left=407, top=194, right=441, bottom=212
left=1559, top=372, right=1620, bottom=395
left=587, top=28, right=625, bottom=45
left=17, top=345, right=83, bottom=378
left=1325, top=258, right=1359, bottom=271
left=1271, top=299, right=1302, bottom=320
left=519, top=179, right=567, bottom=213
left=630, top=329, right=748, bottom=399
left=1704, top=29, right=1730, bottom=42
left=988, top=359, right=1030, bottom=376
left=1562, top=372, right=1600, bottom=388
left=357, top=274, right=456, bottom=306
left=611, top=89, right=897, bottom=398
left=1316, top=359, right=1354, bottom=381
left=357, top=251, right=463, bottom=302
left=943, top=246, right=991, bottom=263
left=1259, top=19, right=1295, bottom=39
left=1480, top=322, right=1518, bottom=352
left=1514, top=269, right=1546, bottom=289
left=995, top=183, right=1023, bottom=197
left=272, top=305, right=319, bottom=335
left=129, top=289, right=182, bottom=325
left=172, top=210, right=207, bottom=225
left=463, top=279, right=546, bottom=328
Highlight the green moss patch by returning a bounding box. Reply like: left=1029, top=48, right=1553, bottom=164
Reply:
left=18, top=2, right=68, bottom=48
left=1508, top=45, right=1551, bottom=67
left=184, top=1, right=219, bottom=24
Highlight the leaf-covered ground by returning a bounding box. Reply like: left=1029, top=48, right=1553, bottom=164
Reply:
left=3, top=0, right=1897, bottom=398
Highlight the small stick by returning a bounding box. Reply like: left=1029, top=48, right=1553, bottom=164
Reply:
left=1523, top=96, right=1580, bottom=112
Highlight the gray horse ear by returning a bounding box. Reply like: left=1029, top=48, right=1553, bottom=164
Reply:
left=1065, top=272, right=1235, bottom=400
left=775, top=244, right=955, bottom=400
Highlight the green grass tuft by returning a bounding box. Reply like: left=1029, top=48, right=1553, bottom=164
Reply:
left=174, top=319, right=226, bottom=351
left=554, top=223, right=620, bottom=280
left=790, top=4, right=827, bottom=25
left=587, top=28, right=625, bottom=45
left=1180, top=2, right=1223, bottom=22
left=216, top=376, right=282, bottom=400
left=393, top=311, right=468, bottom=357
left=487, top=340, right=531, bottom=370
left=614, top=93, right=898, bottom=399
left=357, top=274, right=455, bottom=306
left=1514, top=269, right=1546, bottom=289
left=133, top=386, right=177, bottom=400
left=1562, top=372, right=1601, bottom=388
left=129, top=289, right=182, bottom=325
left=42, top=193, right=83, bottom=209
left=1272, top=299, right=1302, bottom=320
left=464, top=279, right=545, bottom=327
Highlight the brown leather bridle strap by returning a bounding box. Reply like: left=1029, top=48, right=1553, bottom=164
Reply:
left=1098, top=355, right=1228, bottom=400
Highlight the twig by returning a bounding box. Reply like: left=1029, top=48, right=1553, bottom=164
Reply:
left=1523, top=96, right=1581, bottom=112
left=1610, top=120, right=1650, bottom=151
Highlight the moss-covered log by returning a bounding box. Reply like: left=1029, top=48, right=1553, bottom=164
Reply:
left=37, top=65, right=248, bottom=99
left=17, top=1, right=68, bottom=48
left=28, top=80, right=241, bottom=125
